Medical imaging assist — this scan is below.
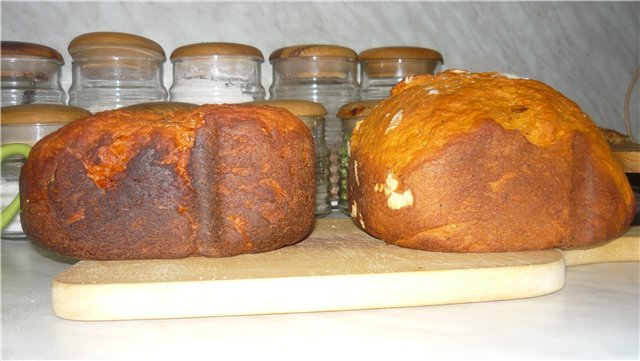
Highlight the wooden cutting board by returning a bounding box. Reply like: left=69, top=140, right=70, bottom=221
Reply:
left=562, top=226, right=639, bottom=266
left=52, top=219, right=639, bottom=321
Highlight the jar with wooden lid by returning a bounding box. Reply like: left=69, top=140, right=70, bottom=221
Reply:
left=170, top=42, right=266, bottom=104
left=337, top=100, right=381, bottom=215
left=1, top=41, right=67, bottom=106
left=359, top=46, right=443, bottom=100
left=248, top=99, right=331, bottom=217
left=67, top=32, right=168, bottom=113
left=1, top=104, right=91, bottom=239
left=269, top=44, right=359, bottom=206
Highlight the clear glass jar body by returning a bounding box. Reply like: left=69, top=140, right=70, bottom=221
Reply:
left=68, top=57, right=167, bottom=113
left=1, top=123, right=65, bottom=239
left=1, top=57, right=67, bottom=106
left=170, top=56, right=265, bottom=104
left=270, top=58, right=359, bottom=205
left=297, top=115, right=332, bottom=217
left=338, top=117, right=361, bottom=215
left=360, top=59, right=442, bottom=100
left=2, top=155, right=27, bottom=239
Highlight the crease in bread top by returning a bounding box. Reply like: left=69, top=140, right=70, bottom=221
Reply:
left=350, top=70, right=629, bottom=194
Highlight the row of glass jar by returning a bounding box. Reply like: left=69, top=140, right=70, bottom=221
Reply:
left=1, top=32, right=442, bottom=111
left=1, top=32, right=443, bottom=223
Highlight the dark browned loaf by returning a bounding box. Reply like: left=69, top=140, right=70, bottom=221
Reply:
left=20, top=104, right=316, bottom=260
left=348, top=70, right=636, bottom=252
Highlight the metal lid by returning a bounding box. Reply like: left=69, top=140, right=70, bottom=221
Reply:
left=68, top=32, right=165, bottom=61
left=0, top=104, right=91, bottom=125
left=248, top=100, right=327, bottom=117
left=337, top=100, right=381, bottom=119
left=269, top=44, right=357, bottom=63
left=358, top=46, right=443, bottom=63
left=171, top=42, right=264, bottom=61
left=120, top=101, right=198, bottom=115
left=1, top=41, right=64, bottom=64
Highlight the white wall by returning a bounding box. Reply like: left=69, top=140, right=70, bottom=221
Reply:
left=2, top=1, right=638, bottom=138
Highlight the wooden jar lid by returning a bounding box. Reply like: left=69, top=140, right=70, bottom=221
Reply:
left=337, top=100, right=381, bottom=119
left=359, top=46, right=443, bottom=79
left=269, top=44, right=357, bottom=63
left=120, top=101, right=198, bottom=115
left=248, top=100, right=327, bottom=117
left=1, top=41, right=64, bottom=63
left=0, top=104, right=91, bottom=125
left=358, top=46, right=443, bottom=63
left=68, top=32, right=165, bottom=60
left=171, top=43, right=263, bottom=61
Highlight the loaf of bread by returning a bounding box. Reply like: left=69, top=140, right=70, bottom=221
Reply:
left=20, top=104, right=315, bottom=259
left=348, top=70, right=636, bottom=252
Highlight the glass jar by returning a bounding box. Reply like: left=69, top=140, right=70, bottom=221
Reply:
left=1, top=104, right=91, bottom=239
left=170, top=42, right=266, bottom=104
left=1, top=41, right=67, bottom=106
left=359, top=46, right=443, bottom=100
left=269, top=44, right=359, bottom=207
left=336, top=100, right=381, bottom=215
left=249, top=99, right=331, bottom=217
left=68, top=32, right=168, bottom=113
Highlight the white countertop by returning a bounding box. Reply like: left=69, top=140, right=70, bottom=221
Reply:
left=2, top=237, right=639, bottom=360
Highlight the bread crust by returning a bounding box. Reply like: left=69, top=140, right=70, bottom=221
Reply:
left=20, top=104, right=315, bottom=259
left=349, top=70, right=635, bottom=252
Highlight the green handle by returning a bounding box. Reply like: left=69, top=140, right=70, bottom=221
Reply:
left=1, top=143, right=32, bottom=231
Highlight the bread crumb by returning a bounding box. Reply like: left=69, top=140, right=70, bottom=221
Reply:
left=351, top=200, right=365, bottom=228
left=384, top=173, right=414, bottom=209
left=387, top=189, right=414, bottom=210
left=384, top=174, right=399, bottom=196
left=426, top=88, right=439, bottom=95
left=385, top=110, right=403, bottom=134
left=374, top=183, right=385, bottom=193
left=405, top=75, right=414, bottom=83
left=354, top=160, right=360, bottom=186
left=499, top=73, right=529, bottom=80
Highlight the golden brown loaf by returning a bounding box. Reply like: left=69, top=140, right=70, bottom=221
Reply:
left=20, top=104, right=315, bottom=260
left=348, top=70, right=636, bottom=252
